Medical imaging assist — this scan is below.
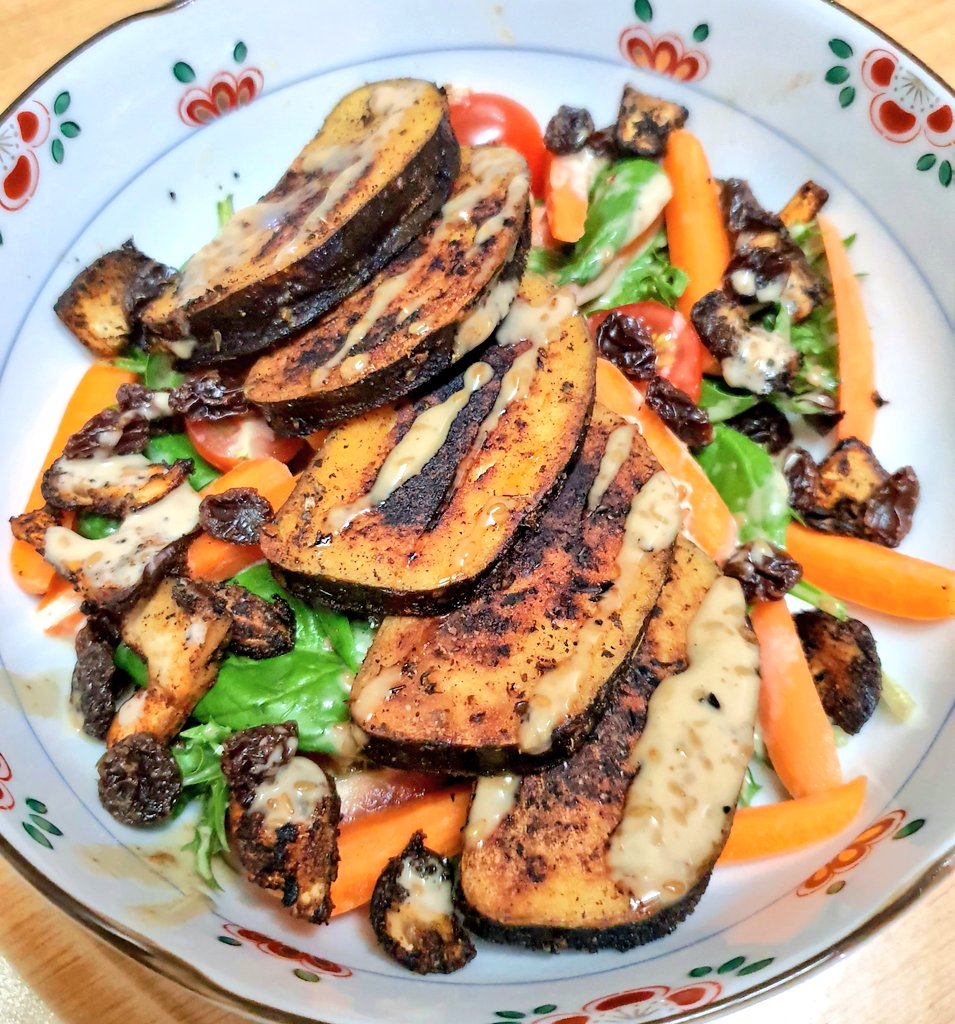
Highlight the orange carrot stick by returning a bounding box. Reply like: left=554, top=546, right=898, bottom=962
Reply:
left=595, top=359, right=738, bottom=562
left=718, top=776, right=867, bottom=863
left=330, top=785, right=471, bottom=916
left=662, top=129, right=730, bottom=371
left=818, top=215, right=877, bottom=444
left=187, top=458, right=296, bottom=582
left=787, top=522, right=955, bottom=621
left=752, top=599, right=842, bottom=799
left=11, top=363, right=136, bottom=595
left=545, top=154, right=590, bottom=244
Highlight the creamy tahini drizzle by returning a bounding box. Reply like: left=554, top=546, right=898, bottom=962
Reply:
left=44, top=483, right=200, bottom=593
left=607, top=576, right=760, bottom=909
left=324, top=361, right=494, bottom=534
left=52, top=453, right=167, bottom=494
left=351, top=664, right=403, bottom=726
left=586, top=425, right=636, bottom=512
left=250, top=757, right=330, bottom=831
left=396, top=858, right=454, bottom=920
left=721, top=326, right=797, bottom=395
left=177, top=81, right=428, bottom=305
left=465, top=774, right=521, bottom=848
left=309, top=145, right=528, bottom=388
left=451, top=276, right=520, bottom=361
left=518, top=471, right=683, bottom=755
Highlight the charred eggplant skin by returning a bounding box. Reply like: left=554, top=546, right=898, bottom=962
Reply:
left=459, top=869, right=712, bottom=954
left=152, top=118, right=460, bottom=366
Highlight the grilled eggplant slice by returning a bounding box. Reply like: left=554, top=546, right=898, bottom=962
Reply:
left=107, top=578, right=231, bottom=746
left=54, top=241, right=176, bottom=358
left=246, top=145, right=531, bottom=432
left=143, top=79, right=460, bottom=364
left=27, top=482, right=201, bottom=609
left=459, top=539, right=760, bottom=951
left=262, top=273, right=595, bottom=616
left=370, top=832, right=476, bottom=974
left=348, top=406, right=677, bottom=774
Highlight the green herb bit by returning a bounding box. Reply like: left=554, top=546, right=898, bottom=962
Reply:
left=788, top=580, right=849, bottom=620
left=216, top=194, right=235, bottom=229
left=880, top=672, right=917, bottom=722
left=737, top=765, right=762, bottom=807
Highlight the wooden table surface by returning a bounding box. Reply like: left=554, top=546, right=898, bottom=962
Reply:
left=1, top=1, right=953, bottom=1022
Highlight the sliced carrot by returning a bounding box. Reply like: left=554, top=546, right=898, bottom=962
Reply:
left=11, top=363, right=136, bottom=595
left=595, top=359, right=738, bottom=563
left=818, top=215, right=876, bottom=444
left=187, top=458, right=296, bottom=582
left=330, top=784, right=471, bottom=916
left=752, top=599, right=842, bottom=799
left=545, top=154, right=589, bottom=243
left=35, top=574, right=84, bottom=637
left=662, top=129, right=730, bottom=371
left=717, top=776, right=867, bottom=863
left=787, top=522, right=955, bottom=621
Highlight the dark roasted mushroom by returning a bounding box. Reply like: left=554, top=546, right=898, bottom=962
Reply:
left=370, top=831, right=475, bottom=974
left=199, top=488, right=273, bottom=546
left=544, top=105, right=595, bottom=155
left=795, top=610, right=882, bottom=734
left=62, top=408, right=150, bottom=459
left=169, top=371, right=249, bottom=420
left=115, top=383, right=174, bottom=422
left=212, top=583, right=296, bottom=659
left=614, top=85, right=688, bottom=158
left=691, top=290, right=799, bottom=396
left=725, top=402, right=793, bottom=454
left=723, top=540, right=802, bottom=603
left=221, top=722, right=299, bottom=808
left=595, top=311, right=657, bottom=382
left=227, top=753, right=340, bottom=923
left=97, top=732, right=182, bottom=826
left=71, top=619, right=124, bottom=740
left=644, top=376, right=713, bottom=449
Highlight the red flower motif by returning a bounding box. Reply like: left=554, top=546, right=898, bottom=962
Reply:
left=178, top=69, right=264, bottom=128
left=0, top=100, right=51, bottom=212
left=222, top=924, right=352, bottom=977
left=619, top=27, right=709, bottom=82
left=861, top=49, right=955, bottom=146
left=796, top=808, right=906, bottom=896
left=535, top=981, right=722, bottom=1022
left=0, top=751, right=14, bottom=811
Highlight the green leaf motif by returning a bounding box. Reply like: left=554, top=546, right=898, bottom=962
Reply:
left=828, top=38, right=853, bottom=59
left=738, top=957, right=775, bottom=976
left=60, top=121, right=81, bottom=138
left=494, top=1014, right=526, bottom=1021
left=827, top=880, right=847, bottom=894
left=940, top=160, right=953, bottom=188
left=825, top=65, right=850, bottom=84
left=633, top=0, right=653, bottom=22
left=51, top=138, right=64, bottom=164
left=293, top=969, right=321, bottom=983
left=217, top=935, right=242, bottom=946
left=718, top=955, right=747, bottom=974
left=893, top=817, right=926, bottom=839
left=233, top=40, right=248, bottom=63
left=25, top=798, right=47, bottom=814
left=23, top=822, right=53, bottom=849
left=688, top=965, right=713, bottom=978
left=533, top=1008, right=557, bottom=1016
left=692, top=23, right=710, bottom=42
left=173, top=61, right=196, bottom=83
left=0, top=230, right=4, bottom=246
left=916, top=153, right=937, bottom=171
left=839, top=86, right=856, bottom=108
left=29, top=814, right=63, bottom=836
left=53, top=91, right=71, bottom=115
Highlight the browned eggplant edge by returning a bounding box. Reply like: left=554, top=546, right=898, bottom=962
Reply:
left=162, top=116, right=461, bottom=366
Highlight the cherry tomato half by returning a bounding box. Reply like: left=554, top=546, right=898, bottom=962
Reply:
left=186, top=413, right=303, bottom=472
left=589, top=301, right=704, bottom=403
left=448, top=92, right=547, bottom=197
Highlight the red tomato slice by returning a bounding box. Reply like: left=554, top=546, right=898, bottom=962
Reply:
left=448, top=92, right=547, bottom=197
left=589, top=301, right=704, bottom=403
left=186, top=413, right=303, bottom=471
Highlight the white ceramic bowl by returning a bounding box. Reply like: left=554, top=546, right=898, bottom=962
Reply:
left=1, top=1, right=953, bottom=1021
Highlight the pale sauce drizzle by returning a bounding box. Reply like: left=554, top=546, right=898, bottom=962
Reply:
left=607, top=576, right=760, bottom=909
left=465, top=774, right=521, bottom=848
left=351, top=665, right=403, bottom=726
left=586, top=425, right=636, bottom=512
left=518, top=471, right=683, bottom=754
left=250, top=757, right=330, bottom=831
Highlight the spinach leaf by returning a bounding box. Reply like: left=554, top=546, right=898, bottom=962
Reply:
left=115, top=642, right=148, bottom=686
left=144, top=432, right=220, bottom=490
left=75, top=510, right=120, bottom=540
left=556, top=159, right=669, bottom=287
left=112, top=349, right=149, bottom=376
left=695, top=424, right=790, bottom=546
left=143, top=351, right=186, bottom=390
left=526, top=245, right=569, bottom=277
left=587, top=230, right=688, bottom=312
left=698, top=379, right=760, bottom=423
left=737, top=765, right=761, bottom=807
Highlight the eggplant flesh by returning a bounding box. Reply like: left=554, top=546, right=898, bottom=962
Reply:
left=262, top=273, right=595, bottom=616
left=142, top=79, right=460, bottom=365
left=347, top=406, right=676, bottom=775
left=246, top=145, right=531, bottom=433
left=458, top=538, right=739, bottom=952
